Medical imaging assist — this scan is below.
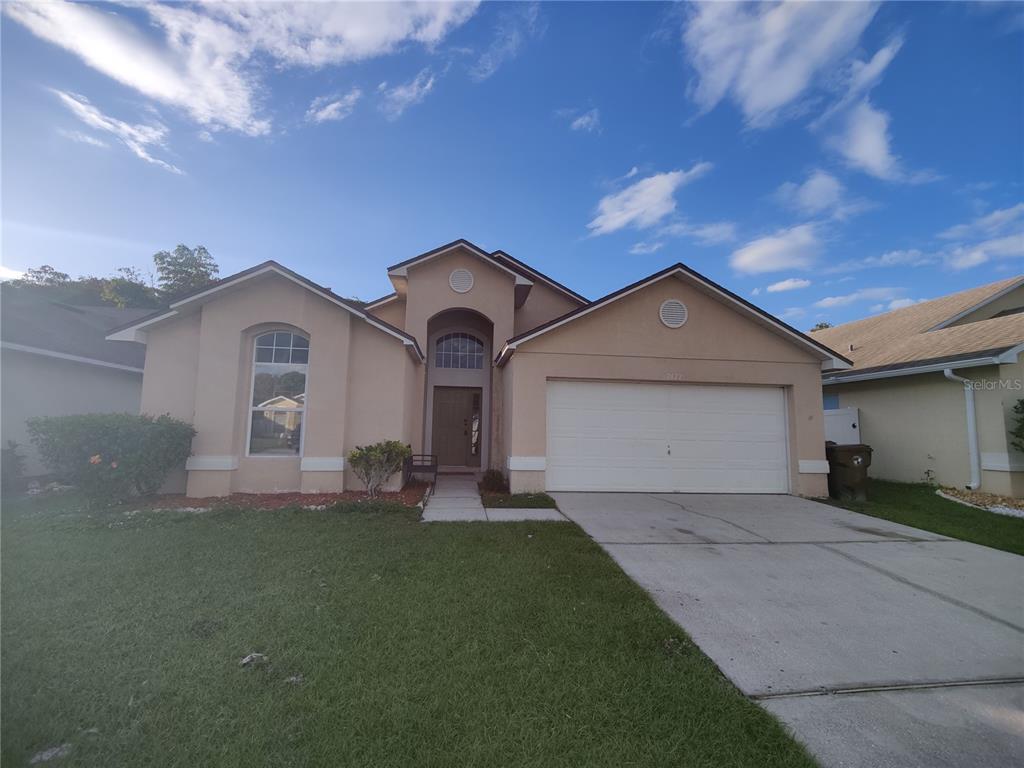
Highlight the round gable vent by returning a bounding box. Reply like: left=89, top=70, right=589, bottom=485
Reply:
left=449, top=268, right=474, bottom=294
left=659, top=299, right=688, bottom=328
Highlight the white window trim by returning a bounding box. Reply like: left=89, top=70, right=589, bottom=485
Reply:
left=434, top=332, right=485, bottom=370
left=508, top=456, right=546, bottom=471
left=245, top=331, right=308, bottom=459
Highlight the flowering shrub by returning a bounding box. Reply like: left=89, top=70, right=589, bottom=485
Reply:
left=347, top=441, right=412, bottom=498
left=27, top=413, right=195, bottom=506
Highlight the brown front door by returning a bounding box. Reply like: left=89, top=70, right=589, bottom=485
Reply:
left=431, top=387, right=482, bottom=467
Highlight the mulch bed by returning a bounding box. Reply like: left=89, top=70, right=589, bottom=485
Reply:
left=140, top=481, right=429, bottom=510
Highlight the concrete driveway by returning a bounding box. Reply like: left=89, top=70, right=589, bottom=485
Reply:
left=553, top=492, right=1024, bottom=768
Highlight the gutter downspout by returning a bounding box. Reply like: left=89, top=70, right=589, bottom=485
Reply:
left=943, top=368, right=981, bottom=490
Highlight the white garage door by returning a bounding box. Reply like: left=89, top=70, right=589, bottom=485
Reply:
left=546, top=380, right=789, bottom=493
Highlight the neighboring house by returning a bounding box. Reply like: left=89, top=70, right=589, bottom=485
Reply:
left=108, top=239, right=849, bottom=497
left=815, top=276, right=1024, bottom=497
left=1, top=284, right=149, bottom=477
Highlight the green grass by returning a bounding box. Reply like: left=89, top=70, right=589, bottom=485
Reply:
left=827, top=480, right=1024, bottom=556
left=480, top=491, right=558, bottom=509
left=1, top=494, right=814, bottom=768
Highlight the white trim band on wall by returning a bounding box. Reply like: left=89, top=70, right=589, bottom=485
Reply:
left=186, top=455, right=239, bottom=471
left=981, top=452, right=1024, bottom=473
left=300, top=457, right=345, bottom=472
left=798, top=460, right=830, bottom=474
left=508, top=456, right=546, bottom=471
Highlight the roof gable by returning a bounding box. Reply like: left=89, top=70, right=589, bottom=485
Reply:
left=106, top=261, right=424, bottom=361
left=387, top=239, right=532, bottom=286
left=497, top=263, right=850, bottom=370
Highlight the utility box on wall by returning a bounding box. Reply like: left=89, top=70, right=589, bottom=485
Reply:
left=824, top=407, right=861, bottom=445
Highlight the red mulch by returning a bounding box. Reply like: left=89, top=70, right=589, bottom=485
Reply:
left=141, top=481, right=428, bottom=510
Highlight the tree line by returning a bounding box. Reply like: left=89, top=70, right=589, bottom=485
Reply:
left=9, top=245, right=220, bottom=309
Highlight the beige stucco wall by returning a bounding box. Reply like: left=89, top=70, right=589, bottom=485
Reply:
left=139, top=272, right=420, bottom=496
left=513, top=281, right=581, bottom=336
left=402, top=247, right=516, bottom=353
left=1, top=349, right=143, bottom=477
left=825, top=360, right=1024, bottom=496
left=368, top=297, right=406, bottom=330
left=502, top=275, right=829, bottom=496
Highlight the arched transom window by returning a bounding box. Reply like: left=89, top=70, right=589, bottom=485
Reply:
left=249, top=331, right=308, bottom=455
left=435, top=332, right=484, bottom=369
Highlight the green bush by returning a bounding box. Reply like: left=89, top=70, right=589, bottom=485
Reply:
left=480, top=469, right=509, bottom=493
left=1011, top=400, right=1024, bottom=454
left=1, top=441, right=26, bottom=497
left=347, top=440, right=412, bottom=498
left=27, top=413, right=195, bottom=506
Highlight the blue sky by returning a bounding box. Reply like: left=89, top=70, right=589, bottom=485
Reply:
left=2, top=1, right=1022, bottom=327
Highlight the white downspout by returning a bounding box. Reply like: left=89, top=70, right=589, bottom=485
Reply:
left=943, top=368, right=981, bottom=490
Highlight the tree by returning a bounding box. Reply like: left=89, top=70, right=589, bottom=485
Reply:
left=101, top=267, right=160, bottom=309
left=153, top=245, right=219, bottom=299
left=18, top=265, right=70, bottom=286
left=809, top=321, right=833, bottom=332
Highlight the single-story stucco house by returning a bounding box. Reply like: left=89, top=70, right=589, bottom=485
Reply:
left=107, top=239, right=850, bottom=497
left=1, top=284, right=149, bottom=477
left=816, top=276, right=1024, bottom=497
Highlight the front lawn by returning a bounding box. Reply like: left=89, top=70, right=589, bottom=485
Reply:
left=827, top=480, right=1024, bottom=556
left=1, top=495, right=814, bottom=768
left=480, top=491, right=558, bottom=508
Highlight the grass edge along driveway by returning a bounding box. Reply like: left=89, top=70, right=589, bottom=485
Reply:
left=2, top=495, right=816, bottom=768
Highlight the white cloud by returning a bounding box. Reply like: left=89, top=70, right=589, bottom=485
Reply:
left=682, top=1, right=878, bottom=127
left=5, top=1, right=478, bottom=135
left=730, top=224, right=819, bottom=274
left=53, top=90, right=183, bottom=174
left=886, top=298, right=923, bottom=310
left=775, top=169, right=869, bottom=219
left=939, top=203, right=1024, bottom=240
left=766, top=277, right=811, bottom=293
left=306, top=88, right=362, bottom=124
left=946, top=234, right=1024, bottom=270
left=814, top=286, right=902, bottom=308
left=813, top=37, right=903, bottom=128
left=197, top=130, right=214, bottom=143
left=687, top=221, right=738, bottom=245
left=587, top=163, right=712, bottom=236
left=470, top=2, right=540, bottom=81
left=751, top=287, right=761, bottom=296
left=625, top=166, right=639, bottom=179
left=0, top=265, right=25, bottom=281
left=828, top=100, right=903, bottom=181
left=826, top=248, right=937, bottom=273
left=781, top=307, right=805, bottom=320
left=57, top=128, right=108, bottom=148
left=570, top=108, right=601, bottom=133
left=629, top=241, right=664, bottom=255
left=379, top=70, right=436, bottom=120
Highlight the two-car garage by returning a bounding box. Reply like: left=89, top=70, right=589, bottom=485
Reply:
left=545, top=380, right=790, bottom=493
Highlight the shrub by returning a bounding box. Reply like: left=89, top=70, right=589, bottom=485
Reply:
left=347, top=441, right=412, bottom=498
left=1011, top=400, right=1024, bottom=454
left=27, top=413, right=195, bottom=506
left=480, top=469, right=509, bottom=493
left=1, top=441, right=26, bottom=497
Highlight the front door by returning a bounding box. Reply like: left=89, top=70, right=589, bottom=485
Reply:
left=431, top=386, right=482, bottom=467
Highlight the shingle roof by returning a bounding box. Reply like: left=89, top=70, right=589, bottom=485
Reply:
left=813, top=275, right=1024, bottom=375
left=1, top=285, right=149, bottom=368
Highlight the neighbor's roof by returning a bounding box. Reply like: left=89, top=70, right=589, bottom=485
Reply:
left=1, top=284, right=149, bottom=370
left=816, top=275, right=1024, bottom=382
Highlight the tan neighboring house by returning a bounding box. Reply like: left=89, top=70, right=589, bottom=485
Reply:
left=108, top=239, right=850, bottom=498
left=1, top=284, right=149, bottom=477
left=815, top=276, right=1024, bottom=497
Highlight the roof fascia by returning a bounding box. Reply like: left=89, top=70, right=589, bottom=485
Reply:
left=926, top=277, right=1024, bottom=332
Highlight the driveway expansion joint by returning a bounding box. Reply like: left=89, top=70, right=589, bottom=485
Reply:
left=751, top=676, right=1024, bottom=701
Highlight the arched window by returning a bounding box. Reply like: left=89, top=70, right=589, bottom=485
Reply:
left=248, top=331, right=308, bottom=455
left=435, top=332, right=484, bottom=369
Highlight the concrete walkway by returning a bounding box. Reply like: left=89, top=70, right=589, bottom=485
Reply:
left=554, top=492, right=1024, bottom=768
left=422, top=475, right=565, bottom=522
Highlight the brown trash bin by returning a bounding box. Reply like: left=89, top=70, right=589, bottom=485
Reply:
left=825, top=443, right=873, bottom=501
